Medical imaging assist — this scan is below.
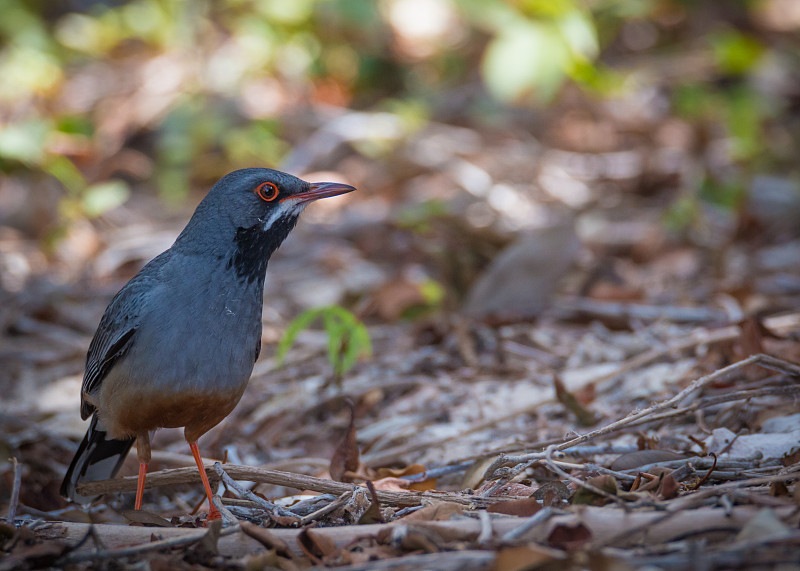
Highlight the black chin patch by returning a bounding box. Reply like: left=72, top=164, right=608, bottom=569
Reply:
left=227, top=215, right=299, bottom=284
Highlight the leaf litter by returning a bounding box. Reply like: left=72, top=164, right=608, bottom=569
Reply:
left=3, top=114, right=800, bottom=571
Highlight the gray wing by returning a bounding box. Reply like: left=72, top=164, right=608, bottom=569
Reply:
left=80, top=253, right=169, bottom=419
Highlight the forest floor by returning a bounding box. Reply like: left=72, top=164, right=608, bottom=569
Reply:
left=3, top=99, right=800, bottom=570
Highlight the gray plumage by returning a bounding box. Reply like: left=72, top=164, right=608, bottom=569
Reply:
left=62, top=168, right=354, bottom=503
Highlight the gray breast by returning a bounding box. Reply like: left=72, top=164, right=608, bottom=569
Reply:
left=117, top=254, right=263, bottom=394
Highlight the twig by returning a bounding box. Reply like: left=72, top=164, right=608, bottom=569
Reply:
left=551, top=354, right=790, bottom=454
left=210, top=495, right=239, bottom=526
left=213, top=462, right=297, bottom=518
left=501, top=507, right=557, bottom=542
left=476, top=509, right=493, bottom=545
left=365, top=480, right=385, bottom=523
left=299, top=491, right=352, bottom=526
left=597, top=472, right=800, bottom=548
left=76, top=464, right=513, bottom=508
left=544, top=446, right=629, bottom=509
left=454, top=366, right=800, bottom=465
left=7, top=457, right=22, bottom=522
left=400, top=461, right=475, bottom=483
left=550, top=298, right=730, bottom=324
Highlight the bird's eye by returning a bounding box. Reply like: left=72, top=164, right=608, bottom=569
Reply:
left=255, top=181, right=279, bottom=202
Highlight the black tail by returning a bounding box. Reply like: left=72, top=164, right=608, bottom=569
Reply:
left=60, top=414, right=135, bottom=503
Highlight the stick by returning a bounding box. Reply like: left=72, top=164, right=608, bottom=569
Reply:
left=75, top=465, right=509, bottom=508
left=552, top=353, right=793, bottom=453
left=7, top=458, right=22, bottom=522
left=213, top=462, right=297, bottom=518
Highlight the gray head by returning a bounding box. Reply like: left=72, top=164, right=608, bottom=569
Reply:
left=173, top=168, right=354, bottom=284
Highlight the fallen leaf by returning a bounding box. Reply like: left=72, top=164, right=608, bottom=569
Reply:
left=706, top=427, right=800, bottom=460
left=330, top=400, right=359, bottom=483
left=656, top=473, right=680, bottom=500
left=770, top=481, right=790, bottom=497
left=475, top=481, right=538, bottom=497
left=120, top=509, right=175, bottom=527
left=298, top=527, right=339, bottom=564
left=572, top=475, right=618, bottom=506
left=487, top=497, right=542, bottom=517
left=371, top=477, right=412, bottom=492
left=240, top=521, right=294, bottom=558
left=491, top=544, right=562, bottom=571
left=400, top=502, right=465, bottom=522
left=554, top=374, right=599, bottom=426
left=547, top=523, right=592, bottom=551
left=370, top=279, right=429, bottom=320
left=359, top=481, right=385, bottom=525
left=375, top=464, right=437, bottom=491
left=610, top=450, right=686, bottom=471
left=532, top=481, right=571, bottom=506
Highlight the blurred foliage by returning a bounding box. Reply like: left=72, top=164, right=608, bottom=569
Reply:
left=0, top=0, right=798, bottom=238
left=277, top=305, right=372, bottom=382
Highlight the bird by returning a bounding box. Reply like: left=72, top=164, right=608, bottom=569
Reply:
left=60, top=168, right=355, bottom=519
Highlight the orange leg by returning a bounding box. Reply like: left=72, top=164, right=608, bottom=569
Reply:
left=189, top=441, right=221, bottom=520
left=135, top=433, right=151, bottom=510
left=134, top=462, right=147, bottom=510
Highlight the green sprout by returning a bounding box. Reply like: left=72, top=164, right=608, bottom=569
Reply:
left=277, top=305, right=371, bottom=385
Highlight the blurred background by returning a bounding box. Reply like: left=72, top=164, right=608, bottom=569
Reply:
left=2, top=0, right=800, bottom=514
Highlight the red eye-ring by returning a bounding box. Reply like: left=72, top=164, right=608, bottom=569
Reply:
left=255, top=181, right=279, bottom=202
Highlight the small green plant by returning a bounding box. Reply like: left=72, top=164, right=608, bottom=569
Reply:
left=277, top=305, right=371, bottom=384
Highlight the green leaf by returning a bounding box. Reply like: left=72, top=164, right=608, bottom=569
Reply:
left=81, top=180, right=130, bottom=217
left=277, top=305, right=371, bottom=378
left=276, top=307, right=324, bottom=364
left=710, top=29, right=764, bottom=76
left=481, top=20, right=569, bottom=103
left=0, top=120, right=50, bottom=164
left=45, top=155, right=86, bottom=194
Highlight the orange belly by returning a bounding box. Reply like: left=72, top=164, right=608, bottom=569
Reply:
left=88, top=381, right=246, bottom=443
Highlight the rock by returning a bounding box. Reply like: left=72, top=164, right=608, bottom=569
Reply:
left=464, top=221, right=579, bottom=319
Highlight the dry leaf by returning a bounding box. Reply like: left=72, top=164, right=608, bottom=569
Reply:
left=554, top=374, right=599, bottom=426
left=475, top=481, right=538, bottom=497
left=240, top=521, right=294, bottom=558
left=656, top=473, right=679, bottom=500
left=359, top=481, right=385, bottom=525
left=491, top=544, right=561, bottom=571
left=370, top=279, right=429, bottom=320
left=572, top=475, right=618, bottom=506
left=610, top=450, right=686, bottom=471
left=487, top=497, right=542, bottom=517
left=400, top=502, right=465, bottom=522
left=547, top=523, right=592, bottom=551
left=298, top=527, right=339, bottom=564
left=770, top=481, right=790, bottom=497
left=532, top=481, right=571, bottom=506
left=330, top=400, right=359, bottom=483
left=371, top=477, right=412, bottom=492
left=120, top=509, right=175, bottom=527
left=375, top=464, right=437, bottom=492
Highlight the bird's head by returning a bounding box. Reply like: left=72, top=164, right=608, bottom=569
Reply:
left=174, top=168, right=355, bottom=282
left=205, top=168, right=355, bottom=230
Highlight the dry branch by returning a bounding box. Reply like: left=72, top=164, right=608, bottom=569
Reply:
left=75, top=464, right=505, bottom=508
